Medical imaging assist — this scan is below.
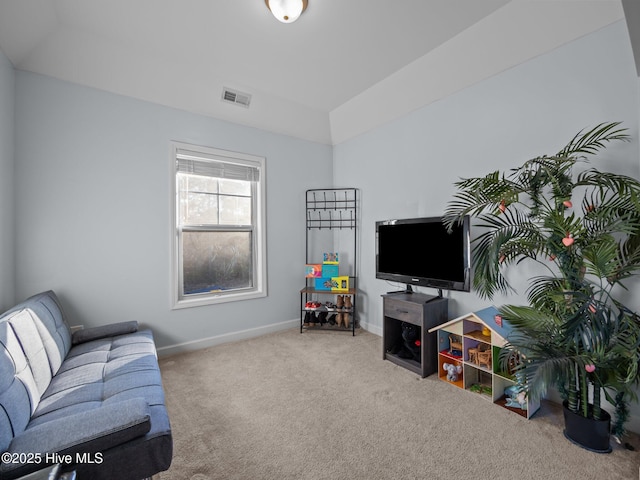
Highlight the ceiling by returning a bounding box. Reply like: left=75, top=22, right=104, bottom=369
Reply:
left=0, top=1, right=635, bottom=145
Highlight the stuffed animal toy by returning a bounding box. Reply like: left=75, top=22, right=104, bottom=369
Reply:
left=386, top=322, right=421, bottom=362
left=443, top=363, right=463, bottom=382
left=504, top=385, right=527, bottom=410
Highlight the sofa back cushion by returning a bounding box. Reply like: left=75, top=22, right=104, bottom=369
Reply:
left=0, top=291, right=72, bottom=452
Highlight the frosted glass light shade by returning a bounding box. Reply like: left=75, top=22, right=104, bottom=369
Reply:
left=265, top=0, right=308, bottom=23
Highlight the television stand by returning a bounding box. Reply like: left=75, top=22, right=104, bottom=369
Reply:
left=386, top=285, right=444, bottom=298
left=381, top=292, right=448, bottom=377
left=386, top=284, right=416, bottom=294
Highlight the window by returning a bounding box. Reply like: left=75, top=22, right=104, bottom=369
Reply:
left=171, top=142, right=266, bottom=308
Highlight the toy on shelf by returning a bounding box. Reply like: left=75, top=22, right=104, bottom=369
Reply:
left=504, top=385, right=527, bottom=410
left=323, top=252, right=339, bottom=264
left=332, top=275, right=349, bottom=291
left=477, top=344, right=492, bottom=369
left=468, top=343, right=492, bottom=369
left=305, top=264, right=322, bottom=278
left=448, top=334, right=462, bottom=356
left=469, top=383, right=492, bottom=396
left=468, top=347, right=478, bottom=364
left=443, top=363, right=462, bottom=382
left=314, top=275, right=349, bottom=291
left=507, top=352, right=522, bottom=376
left=321, top=263, right=339, bottom=277
left=386, top=322, right=421, bottom=362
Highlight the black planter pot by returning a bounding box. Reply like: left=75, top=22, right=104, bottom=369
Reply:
left=562, top=401, right=612, bottom=453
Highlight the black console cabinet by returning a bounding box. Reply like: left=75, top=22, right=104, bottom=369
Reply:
left=382, top=292, right=448, bottom=377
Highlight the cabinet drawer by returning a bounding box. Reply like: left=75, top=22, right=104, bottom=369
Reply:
left=384, top=298, right=423, bottom=325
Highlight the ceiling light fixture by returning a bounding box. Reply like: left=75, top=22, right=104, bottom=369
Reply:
left=265, top=0, right=308, bottom=24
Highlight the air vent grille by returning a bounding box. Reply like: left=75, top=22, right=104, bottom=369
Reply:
left=221, top=87, right=251, bottom=108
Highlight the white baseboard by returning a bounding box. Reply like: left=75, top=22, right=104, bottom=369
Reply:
left=360, top=320, right=382, bottom=337
left=156, top=318, right=299, bottom=357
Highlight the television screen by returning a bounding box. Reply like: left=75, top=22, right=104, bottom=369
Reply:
left=376, top=216, right=470, bottom=293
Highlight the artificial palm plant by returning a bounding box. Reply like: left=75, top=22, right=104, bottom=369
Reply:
left=443, top=122, right=640, bottom=443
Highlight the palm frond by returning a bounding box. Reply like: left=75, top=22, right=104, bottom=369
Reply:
left=556, top=122, right=629, bottom=158
left=443, top=171, right=523, bottom=231
left=582, top=236, right=622, bottom=280
left=471, top=209, right=544, bottom=297
left=613, top=232, right=640, bottom=282
left=526, top=276, right=571, bottom=311
left=576, top=169, right=640, bottom=197
left=580, top=189, right=640, bottom=239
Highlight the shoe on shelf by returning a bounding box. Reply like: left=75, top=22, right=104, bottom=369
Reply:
left=344, top=296, right=353, bottom=311
left=324, top=301, right=337, bottom=311
left=336, top=295, right=344, bottom=310
left=305, top=301, right=321, bottom=310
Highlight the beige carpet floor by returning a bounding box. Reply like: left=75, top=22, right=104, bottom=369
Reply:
left=156, top=328, right=640, bottom=480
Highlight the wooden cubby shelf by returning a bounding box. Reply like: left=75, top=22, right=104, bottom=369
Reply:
left=428, top=306, right=540, bottom=419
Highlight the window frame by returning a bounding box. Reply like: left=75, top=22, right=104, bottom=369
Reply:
left=170, top=141, right=267, bottom=309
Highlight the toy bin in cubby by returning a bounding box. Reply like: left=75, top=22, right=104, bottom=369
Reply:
left=438, top=355, right=463, bottom=389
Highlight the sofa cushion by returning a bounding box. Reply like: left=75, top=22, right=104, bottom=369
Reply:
left=1, top=291, right=72, bottom=375
left=21, top=291, right=72, bottom=373
left=28, top=329, right=165, bottom=428
left=5, top=309, right=53, bottom=403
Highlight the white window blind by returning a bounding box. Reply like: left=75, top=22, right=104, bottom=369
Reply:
left=171, top=142, right=267, bottom=309
left=176, top=150, right=260, bottom=182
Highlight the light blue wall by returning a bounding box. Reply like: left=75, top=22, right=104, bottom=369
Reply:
left=14, top=72, right=333, bottom=352
left=7, top=19, right=640, bottom=356
left=0, top=48, right=15, bottom=311
left=334, top=19, right=640, bottom=431
left=334, top=20, right=640, bottom=334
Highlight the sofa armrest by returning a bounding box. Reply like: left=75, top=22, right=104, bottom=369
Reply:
left=71, top=321, right=139, bottom=345
left=2, top=398, right=151, bottom=477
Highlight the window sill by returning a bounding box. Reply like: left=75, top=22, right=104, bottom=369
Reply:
left=171, top=288, right=267, bottom=309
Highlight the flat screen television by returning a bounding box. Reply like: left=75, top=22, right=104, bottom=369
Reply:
left=375, top=215, right=471, bottom=294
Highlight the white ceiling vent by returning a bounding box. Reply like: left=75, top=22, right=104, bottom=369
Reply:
left=221, top=87, right=251, bottom=108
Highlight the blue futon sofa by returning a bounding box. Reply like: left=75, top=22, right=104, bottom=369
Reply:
left=0, top=291, right=172, bottom=479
